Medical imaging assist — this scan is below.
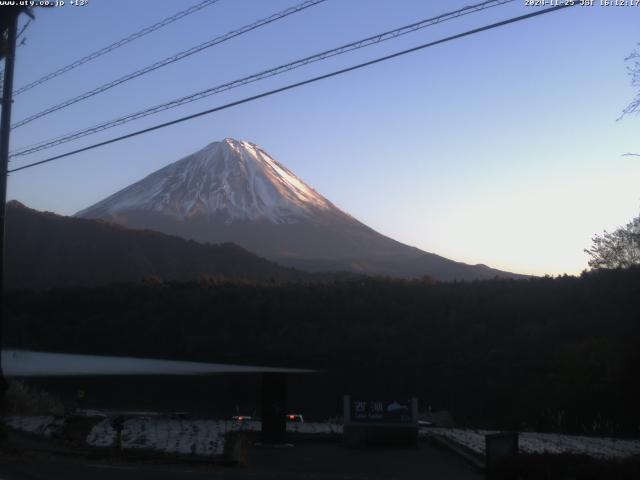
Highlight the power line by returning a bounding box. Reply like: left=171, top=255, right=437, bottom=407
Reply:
left=11, top=0, right=515, bottom=158
left=15, top=17, right=31, bottom=41
left=12, top=0, right=222, bottom=97
left=11, top=0, right=326, bottom=129
left=8, top=3, right=576, bottom=174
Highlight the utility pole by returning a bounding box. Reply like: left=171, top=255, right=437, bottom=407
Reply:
left=0, top=7, right=22, bottom=408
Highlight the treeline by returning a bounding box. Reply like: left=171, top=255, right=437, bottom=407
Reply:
left=4, top=268, right=640, bottom=434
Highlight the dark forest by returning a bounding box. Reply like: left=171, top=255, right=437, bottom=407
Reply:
left=4, top=267, right=639, bottom=435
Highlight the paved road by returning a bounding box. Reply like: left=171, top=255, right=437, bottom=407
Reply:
left=0, top=443, right=483, bottom=479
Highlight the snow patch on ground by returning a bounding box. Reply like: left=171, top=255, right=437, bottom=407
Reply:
left=86, top=418, right=116, bottom=447
left=87, top=417, right=229, bottom=456
left=5, top=414, right=343, bottom=459
left=4, top=415, right=64, bottom=438
left=14, top=415, right=634, bottom=461
left=5, top=415, right=228, bottom=457
left=421, top=427, right=640, bottom=460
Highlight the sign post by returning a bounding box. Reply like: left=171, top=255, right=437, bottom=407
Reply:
left=343, top=396, right=418, bottom=447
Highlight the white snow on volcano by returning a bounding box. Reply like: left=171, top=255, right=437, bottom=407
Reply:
left=76, top=138, right=334, bottom=224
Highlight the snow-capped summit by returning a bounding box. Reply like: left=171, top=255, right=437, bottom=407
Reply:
left=77, top=139, right=524, bottom=281
left=76, top=138, right=335, bottom=224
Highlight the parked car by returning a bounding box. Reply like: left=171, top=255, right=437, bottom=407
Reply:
left=231, top=415, right=253, bottom=422
left=286, top=414, right=304, bottom=423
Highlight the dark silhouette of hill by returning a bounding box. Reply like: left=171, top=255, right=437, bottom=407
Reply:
left=4, top=201, right=312, bottom=289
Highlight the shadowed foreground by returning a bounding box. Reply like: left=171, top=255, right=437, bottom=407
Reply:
left=0, top=443, right=481, bottom=480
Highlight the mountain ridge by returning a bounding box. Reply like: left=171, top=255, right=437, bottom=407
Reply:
left=76, top=138, right=527, bottom=281
left=4, top=200, right=319, bottom=289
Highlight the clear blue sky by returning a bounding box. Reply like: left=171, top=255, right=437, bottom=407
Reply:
left=6, top=0, right=640, bottom=276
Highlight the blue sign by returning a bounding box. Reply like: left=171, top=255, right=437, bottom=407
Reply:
left=349, top=399, right=413, bottom=424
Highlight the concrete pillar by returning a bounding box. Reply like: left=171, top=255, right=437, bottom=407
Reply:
left=261, top=373, right=287, bottom=444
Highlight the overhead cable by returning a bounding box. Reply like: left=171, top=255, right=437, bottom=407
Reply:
left=11, top=0, right=513, bottom=157
left=8, top=3, right=577, bottom=174
left=13, top=0, right=223, bottom=96
left=11, top=0, right=326, bottom=129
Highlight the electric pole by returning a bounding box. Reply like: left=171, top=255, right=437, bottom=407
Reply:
left=0, top=7, right=24, bottom=409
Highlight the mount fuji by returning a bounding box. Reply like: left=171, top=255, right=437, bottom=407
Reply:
left=76, top=138, right=523, bottom=281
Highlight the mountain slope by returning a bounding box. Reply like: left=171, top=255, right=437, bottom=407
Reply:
left=76, top=138, right=525, bottom=281
left=4, top=201, right=312, bottom=290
